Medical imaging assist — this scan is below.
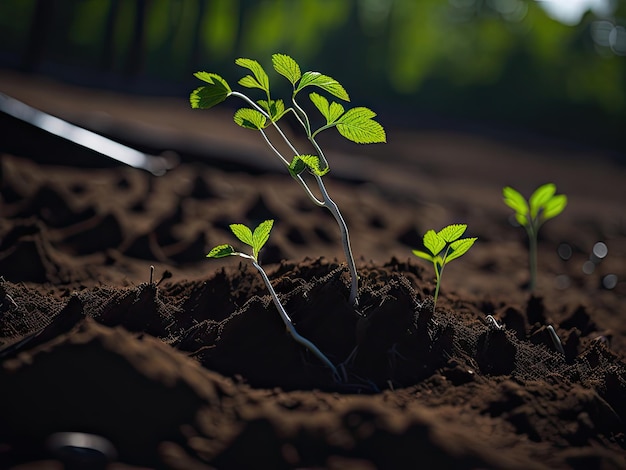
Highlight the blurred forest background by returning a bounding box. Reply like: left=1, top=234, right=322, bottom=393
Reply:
left=1, top=0, right=625, bottom=157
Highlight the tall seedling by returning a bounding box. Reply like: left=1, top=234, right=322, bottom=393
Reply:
left=190, top=54, right=386, bottom=305
left=503, top=183, right=567, bottom=292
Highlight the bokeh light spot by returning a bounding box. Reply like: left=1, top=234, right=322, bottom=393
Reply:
left=592, top=241, right=608, bottom=259
left=557, top=243, right=572, bottom=261
left=602, top=274, right=618, bottom=290
left=582, top=260, right=595, bottom=275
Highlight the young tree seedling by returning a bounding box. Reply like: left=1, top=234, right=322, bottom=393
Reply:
left=412, top=224, right=477, bottom=312
left=502, top=183, right=567, bottom=292
left=207, top=219, right=339, bottom=380
left=191, top=54, right=386, bottom=306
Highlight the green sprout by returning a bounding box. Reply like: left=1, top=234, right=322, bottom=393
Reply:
left=412, top=224, right=477, bottom=311
left=191, top=54, right=386, bottom=306
left=502, top=183, right=567, bottom=292
left=207, top=219, right=339, bottom=380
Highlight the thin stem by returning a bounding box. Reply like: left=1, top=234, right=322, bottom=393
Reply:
left=251, top=260, right=340, bottom=380
left=528, top=228, right=538, bottom=293
left=313, top=174, right=359, bottom=306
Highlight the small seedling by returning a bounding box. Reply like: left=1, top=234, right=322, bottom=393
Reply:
left=412, top=224, right=477, bottom=311
left=502, top=183, right=567, bottom=292
left=207, top=219, right=339, bottom=380
left=191, top=54, right=386, bottom=306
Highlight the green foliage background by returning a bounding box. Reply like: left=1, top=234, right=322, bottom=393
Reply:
left=1, top=0, right=625, bottom=151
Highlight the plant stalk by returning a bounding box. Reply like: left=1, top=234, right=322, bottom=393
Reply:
left=251, top=260, right=340, bottom=380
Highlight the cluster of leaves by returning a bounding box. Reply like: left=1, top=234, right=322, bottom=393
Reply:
left=207, top=220, right=274, bottom=262
left=412, top=224, right=477, bottom=311
left=190, top=53, right=385, bottom=176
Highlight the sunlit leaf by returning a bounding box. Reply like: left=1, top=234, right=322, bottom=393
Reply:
left=190, top=72, right=231, bottom=109
left=252, top=219, right=274, bottom=258
left=289, top=155, right=329, bottom=177
left=257, top=99, right=288, bottom=122
left=529, top=183, right=556, bottom=219
left=207, top=244, right=236, bottom=258
left=502, top=186, right=528, bottom=216
left=235, top=57, right=270, bottom=93
left=437, top=224, right=467, bottom=243
left=309, top=92, right=344, bottom=124
left=412, top=249, right=434, bottom=262
left=445, top=237, right=477, bottom=263
left=423, top=230, right=446, bottom=256
left=272, top=53, right=301, bottom=85
left=542, top=194, right=567, bottom=220
left=233, top=108, right=267, bottom=130
left=336, top=107, right=386, bottom=144
left=229, top=224, right=253, bottom=246
left=296, top=71, right=350, bottom=101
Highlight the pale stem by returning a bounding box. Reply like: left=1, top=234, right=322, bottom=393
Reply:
left=248, top=258, right=340, bottom=379
left=527, top=226, right=538, bottom=293
left=230, top=90, right=359, bottom=305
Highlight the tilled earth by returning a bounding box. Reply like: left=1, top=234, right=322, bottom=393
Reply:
left=1, top=74, right=626, bottom=469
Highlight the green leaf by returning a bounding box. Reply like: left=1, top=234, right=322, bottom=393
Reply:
left=514, top=213, right=529, bottom=226
left=412, top=249, right=434, bottom=262
left=529, top=183, right=556, bottom=219
left=257, top=99, right=288, bottom=122
left=423, top=230, right=446, bottom=256
left=252, top=219, right=274, bottom=259
left=502, top=186, right=529, bottom=217
left=190, top=73, right=231, bottom=109
left=229, top=224, right=253, bottom=246
left=288, top=155, right=329, bottom=177
left=445, top=237, right=477, bottom=263
left=207, top=244, right=236, bottom=258
left=309, top=92, right=345, bottom=124
left=272, top=53, right=301, bottom=85
left=235, top=58, right=270, bottom=93
left=542, top=194, right=567, bottom=220
left=233, top=108, right=267, bottom=130
left=336, top=107, right=386, bottom=144
left=296, top=71, right=350, bottom=101
left=437, top=224, right=467, bottom=243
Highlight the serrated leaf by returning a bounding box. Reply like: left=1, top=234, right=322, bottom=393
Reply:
left=438, top=224, right=467, bottom=243
left=423, top=230, right=446, bottom=256
left=309, top=92, right=344, bottom=124
left=412, top=249, right=434, bottom=262
left=336, top=107, right=386, bottom=144
left=229, top=224, right=253, bottom=246
left=235, top=58, right=269, bottom=93
left=233, top=108, right=267, bottom=130
left=296, top=71, right=350, bottom=101
left=207, top=244, right=236, bottom=258
left=272, top=53, right=301, bottom=85
left=542, top=194, right=567, bottom=220
left=289, top=155, right=329, bottom=177
left=252, top=219, right=274, bottom=259
left=502, top=186, right=529, bottom=216
left=529, top=183, right=556, bottom=219
left=445, top=237, right=477, bottom=264
left=190, top=72, right=231, bottom=109
left=257, top=99, right=288, bottom=122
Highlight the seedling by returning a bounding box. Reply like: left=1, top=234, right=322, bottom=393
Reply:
left=502, top=183, right=567, bottom=292
left=412, top=224, right=477, bottom=311
left=191, top=54, right=386, bottom=306
left=207, top=219, right=339, bottom=380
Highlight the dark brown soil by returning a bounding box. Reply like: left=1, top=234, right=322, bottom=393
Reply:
left=1, top=73, right=626, bottom=469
